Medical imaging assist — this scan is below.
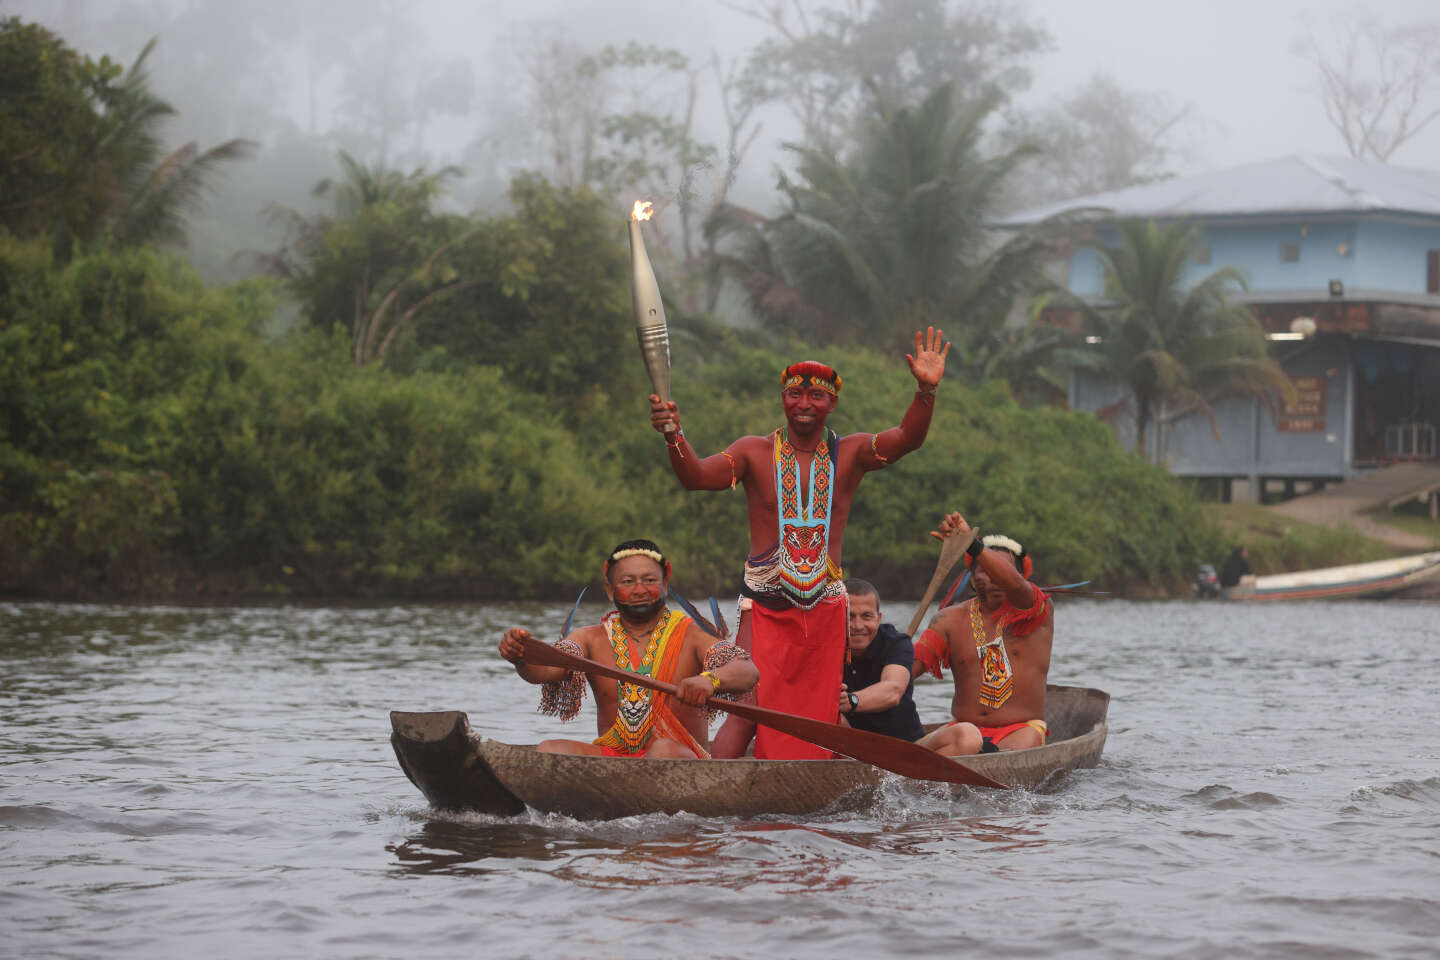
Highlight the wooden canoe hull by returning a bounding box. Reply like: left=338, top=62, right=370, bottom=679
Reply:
left=391, top=685, right=1109, bottom=819
left=1221, top=550, right=1440, bottom=602
left=390, top=710, right=525, bottom=816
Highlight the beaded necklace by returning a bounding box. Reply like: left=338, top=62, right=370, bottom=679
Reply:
left=600, top=609, right=684, bottom=752
left=773, top=427, right=838, bottom=608
left=969, top=601, right=1014, bottom=709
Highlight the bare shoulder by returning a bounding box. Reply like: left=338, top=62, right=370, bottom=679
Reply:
left=729, top=434, right=773, bottom=456
left=835, top=431, right=873, bottom=457
left=565, top=623, right=609, bottom=656
left=683, top=620, right=724, bottom=658
left=1034, top=593, right=1057, bottom=626
left=929, top=601, right=969, bottom=635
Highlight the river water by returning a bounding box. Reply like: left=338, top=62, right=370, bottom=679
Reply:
left=2, top=597, right=1437, bottom=959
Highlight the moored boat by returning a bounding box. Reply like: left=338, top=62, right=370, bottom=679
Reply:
left=1220, top=550, right=1440, bottom=602
left=390, top=683, right=1110, bottom=819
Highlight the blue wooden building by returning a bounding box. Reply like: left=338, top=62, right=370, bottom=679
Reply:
left=1003, top=154, right=1440, bottom=502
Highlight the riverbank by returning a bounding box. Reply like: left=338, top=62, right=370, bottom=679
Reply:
left=1205, top=503, right=1402, bottom=576
left=2, top=501, right=1423, bottom=606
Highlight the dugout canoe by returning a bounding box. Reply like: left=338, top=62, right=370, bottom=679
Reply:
left=390, top=683, right=1109, bottom=819
left=1220, top=550, right=1440, bottom=602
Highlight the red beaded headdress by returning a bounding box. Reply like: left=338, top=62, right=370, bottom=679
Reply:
left=780, top=361, right=841, bottom=397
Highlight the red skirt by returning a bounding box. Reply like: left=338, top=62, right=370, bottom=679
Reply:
left=749, top=594, right=847, bottom=760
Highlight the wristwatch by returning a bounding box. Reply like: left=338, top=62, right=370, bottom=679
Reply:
left=846, top=691, right=859, bottom=713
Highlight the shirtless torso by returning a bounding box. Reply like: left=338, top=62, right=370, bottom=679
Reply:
left=647, top=331, right=951, bottom=758
left=912, top=514, right=1054, bottom=755
left=929, top=595, right=1053, bottom=729
left=652, top=328, right=953, bottom=567
left=498, top=551, right=758, bottom=758
left=721, top=429, right=881, bottom=564
left=560, top=618, right=720, bottom=748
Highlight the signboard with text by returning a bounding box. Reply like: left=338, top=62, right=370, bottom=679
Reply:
left=1276, top=376, right=1327, bottom=432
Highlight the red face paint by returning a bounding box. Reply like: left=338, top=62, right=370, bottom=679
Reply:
left=781, top=386, right=837, bottom=436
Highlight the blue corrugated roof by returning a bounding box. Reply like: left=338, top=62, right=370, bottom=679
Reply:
left=998, top=154, right=1440, bottom=226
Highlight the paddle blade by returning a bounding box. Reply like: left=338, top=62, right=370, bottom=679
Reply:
left=904, top=527, right=978, bottom=638
left=715, top=698, right=1006, bottom=788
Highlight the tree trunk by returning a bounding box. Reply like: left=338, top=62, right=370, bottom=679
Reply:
left=1135, top=394, right=1152, bottom=463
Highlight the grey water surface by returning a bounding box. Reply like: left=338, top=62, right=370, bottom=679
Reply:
left=2, top=598, right=1437, bottom=959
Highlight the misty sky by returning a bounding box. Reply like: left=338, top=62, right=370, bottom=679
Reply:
left=463, top=0, right=1440, bottom=176
left=1023, top=0, right=1440, bottom=172
left=9, top=0, right=1439, bottom=208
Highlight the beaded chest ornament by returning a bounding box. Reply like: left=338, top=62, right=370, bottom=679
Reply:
left=596, top=609, right=686, bottom=753
left=970, top=601, right=1014, bottom=709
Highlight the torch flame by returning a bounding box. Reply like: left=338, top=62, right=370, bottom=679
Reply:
left=631, top=200, right=654, bottom=222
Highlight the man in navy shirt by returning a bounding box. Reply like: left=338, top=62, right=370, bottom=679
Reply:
left=836, top=579, right=926, bottom=742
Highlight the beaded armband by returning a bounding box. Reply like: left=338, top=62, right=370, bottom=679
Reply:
left=701, top=641, right=753, bottom=721
left=537, top=638, right=587, bottom=721
left=721, top=451, right=738, bottom=489
left=869, top=433, right=889, bottom=465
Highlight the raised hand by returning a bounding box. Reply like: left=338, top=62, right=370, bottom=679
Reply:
left=905, top=326, right=951, bottom=390
left=928, top=511, right=972, bottom=542
left=649, top=393, right=681, bottom=434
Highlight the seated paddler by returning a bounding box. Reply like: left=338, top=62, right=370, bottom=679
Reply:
left=910, top=513, right=1054, bottom=756
left=836, top=578, right=925, bottom=742
left=497, top=538, right=758, bottom=758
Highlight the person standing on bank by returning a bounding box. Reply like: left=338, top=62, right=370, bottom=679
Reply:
left=836, top=579, right=926, bottom=742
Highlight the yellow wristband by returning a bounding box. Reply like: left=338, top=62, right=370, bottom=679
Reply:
left=700, top=670, right=721, bottom=692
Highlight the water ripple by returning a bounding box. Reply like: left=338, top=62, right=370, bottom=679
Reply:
left=3, top=599, right=1439, bottom=958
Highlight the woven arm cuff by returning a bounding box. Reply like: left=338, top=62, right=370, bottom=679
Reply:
left=537, top=637, right=587, bottom=721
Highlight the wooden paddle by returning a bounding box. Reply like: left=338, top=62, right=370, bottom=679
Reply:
left=904, top=527, right=979, bottom=638
left=518, top=634, right=1005, bottom=788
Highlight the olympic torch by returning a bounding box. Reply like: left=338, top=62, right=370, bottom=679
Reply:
left=628, top=200, right=674, bottom=433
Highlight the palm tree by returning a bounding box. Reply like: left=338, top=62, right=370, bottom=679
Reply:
left=253, top=152, right=476, bottom=366
left=970, top=320, right=1097, bottom=407
left=0, top=27, right=251, bottom=253
left=88, top=39, right=255, bottom=249
left=1064, top=219, right=1291, bottom=459
left=706, top=83, right=1050, bottom=351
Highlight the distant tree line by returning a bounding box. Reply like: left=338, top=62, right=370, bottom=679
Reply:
left=1, top=13, right=1296, bottom=600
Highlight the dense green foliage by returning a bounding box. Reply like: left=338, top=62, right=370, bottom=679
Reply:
left=1206, top=505, right=1396, bottom=576
left=0, top=15, right=1254, bottom=601
left=0, top=226, right=1225, bottom=598
left=0, top=19, right=252, bottom=254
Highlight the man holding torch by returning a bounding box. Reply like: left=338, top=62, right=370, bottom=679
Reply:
left=647, top=328, right=950, bottom=759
